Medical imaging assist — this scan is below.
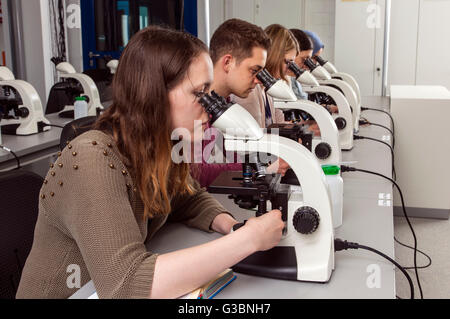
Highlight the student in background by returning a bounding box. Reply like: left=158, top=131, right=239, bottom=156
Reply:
left=16, top=26, right=284, bottom=299
left=191, top=19, right=289, bottom=188
left=231, top=24, right=297, bottom=130
left=290, top=29, right=338, bottom=121
left=303, top=30, right=324, bottom=60
left=233, top=24, right=317, bottom=135
left=289, top=28, right=313, bottom=100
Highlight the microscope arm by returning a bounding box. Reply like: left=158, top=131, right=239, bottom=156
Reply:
left=302, top=85, right=354, bottom=150
left=273, top=99, right=342, bottom=165
left=0, top=80, right=50, bottom=135
left=331, top=72, right=361, bottom=107
left=0, top=67, right=16, bottom=81
left=224, top=134, right=334, bottom=282
left=60, top=74, right=104, bottom=116
left=318, top=79, right=360, bottom=132
left=107, top=60, right=119, bottom=75
left=313, top=58, right=362, bottom=106
left=322, top=62, right=338, bottom=74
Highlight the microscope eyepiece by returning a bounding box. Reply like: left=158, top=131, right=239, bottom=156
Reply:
left=198, top=91, right=230, bottom=124
left=287, top=61, right=305, bottom=79
left=256, top=69, right=277, bottom=91
left=304, top=58, right=318, bottom=71
left=314, top=55, right=327, bottom=66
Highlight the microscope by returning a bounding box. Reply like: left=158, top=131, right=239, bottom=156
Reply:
left=290, top=62, right=354, bottom=151
left=256, top=68, right=341, bottom=166
left=0, top=66, right=51, bottom=136
left=106, top=59, right=119, bottom=75
left=53, top=61, right=103, bottom=118
left=314, top=55, right=362, bottom=113
left=304, top=58, right=361, bottom=133
left=200, top=91, right=335, bottom=283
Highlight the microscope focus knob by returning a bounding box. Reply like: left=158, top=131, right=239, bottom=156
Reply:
left=293, top=207, right=320, bottom=234
left=315, top=142, right=332, bottom=160
left=18, top=107, right=30, bottom=118
left=335, top=117, right=347, bottom=130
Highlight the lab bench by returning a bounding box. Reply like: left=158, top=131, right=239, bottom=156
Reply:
left=0, top=113, right=71, bottom=175
left=70, top=96, right=398, bottom=299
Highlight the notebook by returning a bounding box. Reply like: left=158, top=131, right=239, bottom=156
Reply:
left=179, top=268, right=236, bottom=299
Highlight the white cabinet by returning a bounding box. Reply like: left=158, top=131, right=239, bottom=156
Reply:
left=390, top=85, right=450, bottom=219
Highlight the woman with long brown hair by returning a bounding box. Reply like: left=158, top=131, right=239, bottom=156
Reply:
left=16, top=26, right=284, bottom=299
left=265, top=24, right=320, bottom=135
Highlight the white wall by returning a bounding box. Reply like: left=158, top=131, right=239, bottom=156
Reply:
left=197, top=0, right=225, bottom=46
left=388, top=0, right=450, bottom=94
left=334, top=0, right=385, bottom=97
left=0, top=19, right=4, bottom=65
left=387, top=0, right=419, bottom=95
left=20, top=0, right=52, bottom=106
left=415, top=0, right=450, bottom=90
left=198, top=0, right=336, bottom=64
left=304, top=0, right=335, bottom=63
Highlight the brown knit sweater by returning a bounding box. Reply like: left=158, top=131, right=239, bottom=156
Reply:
left=16, top=130, right=230, bottom=299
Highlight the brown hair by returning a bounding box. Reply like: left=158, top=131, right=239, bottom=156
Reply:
left=95, top=26, right=208, bottom=218
left=209, top=18, right=271, bottom=65
left=264, top=24, right=299, bottom=81
left=289, top=29, right=313, bottom=51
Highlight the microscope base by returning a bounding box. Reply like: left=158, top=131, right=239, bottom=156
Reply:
left=1, top=121, right=50, bottom=136
left=232, top=246, right=298, bottom=281
left=340, top=144, right=354, bottom=151
left=232, top=246, right=331, bottom=283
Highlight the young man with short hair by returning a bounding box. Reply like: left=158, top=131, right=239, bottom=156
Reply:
left=192, top=19, right=288, bottom=187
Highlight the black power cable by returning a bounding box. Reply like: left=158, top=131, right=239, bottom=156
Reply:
left=341, top=166, right=424, bottom=299
left=368, top=122, right=394, bottom=139
left=334, top=238, right=415, bottom=299
left=359, top=107, right=430, bottom=284
left=361, top=106, right=395, bottom=134
left=354, top=135, right=396, bottom=181
left=0, top=145, right=21, bottom=170
left=394, top=237, right=432, bottom=270
left=359, top=119, right=395, bottom=148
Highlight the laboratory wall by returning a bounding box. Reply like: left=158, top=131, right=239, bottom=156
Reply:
left=387, top=0, right=450, bottom=94
left=18, top=0, right=52, bottom=107
left=197, top=0, right=336, bottom=62
left=1, top=0, right=449, bottom=103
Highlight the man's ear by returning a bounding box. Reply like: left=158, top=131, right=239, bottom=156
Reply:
left=221, top=54, right=234, bottom=73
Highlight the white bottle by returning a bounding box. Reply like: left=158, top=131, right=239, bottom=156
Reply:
left=323, top=165, right=344, bottom=228
left=74, top=96, right=88, bottom=120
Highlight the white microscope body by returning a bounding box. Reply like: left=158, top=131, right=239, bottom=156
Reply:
left=56, top=62, right=103, bottom=117
left=294, top=65, right=354, bottom=150
left=106, top=60, right=119, bottom=75
left=0, top=67, right=51, bottom=135
left=304, top=58, right=361, bottom=133
left=315, top=55, right=362, bottom=111
left=202, top=92, right=335, bottom=282
left=259, top=70, right=342, bottom=165
left=257, top=68, right=342, bottom=164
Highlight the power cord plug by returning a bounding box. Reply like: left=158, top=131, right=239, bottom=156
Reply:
left=334, top=238, right=415, bottom=299
left=334, top=238, right=359, bottom=251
